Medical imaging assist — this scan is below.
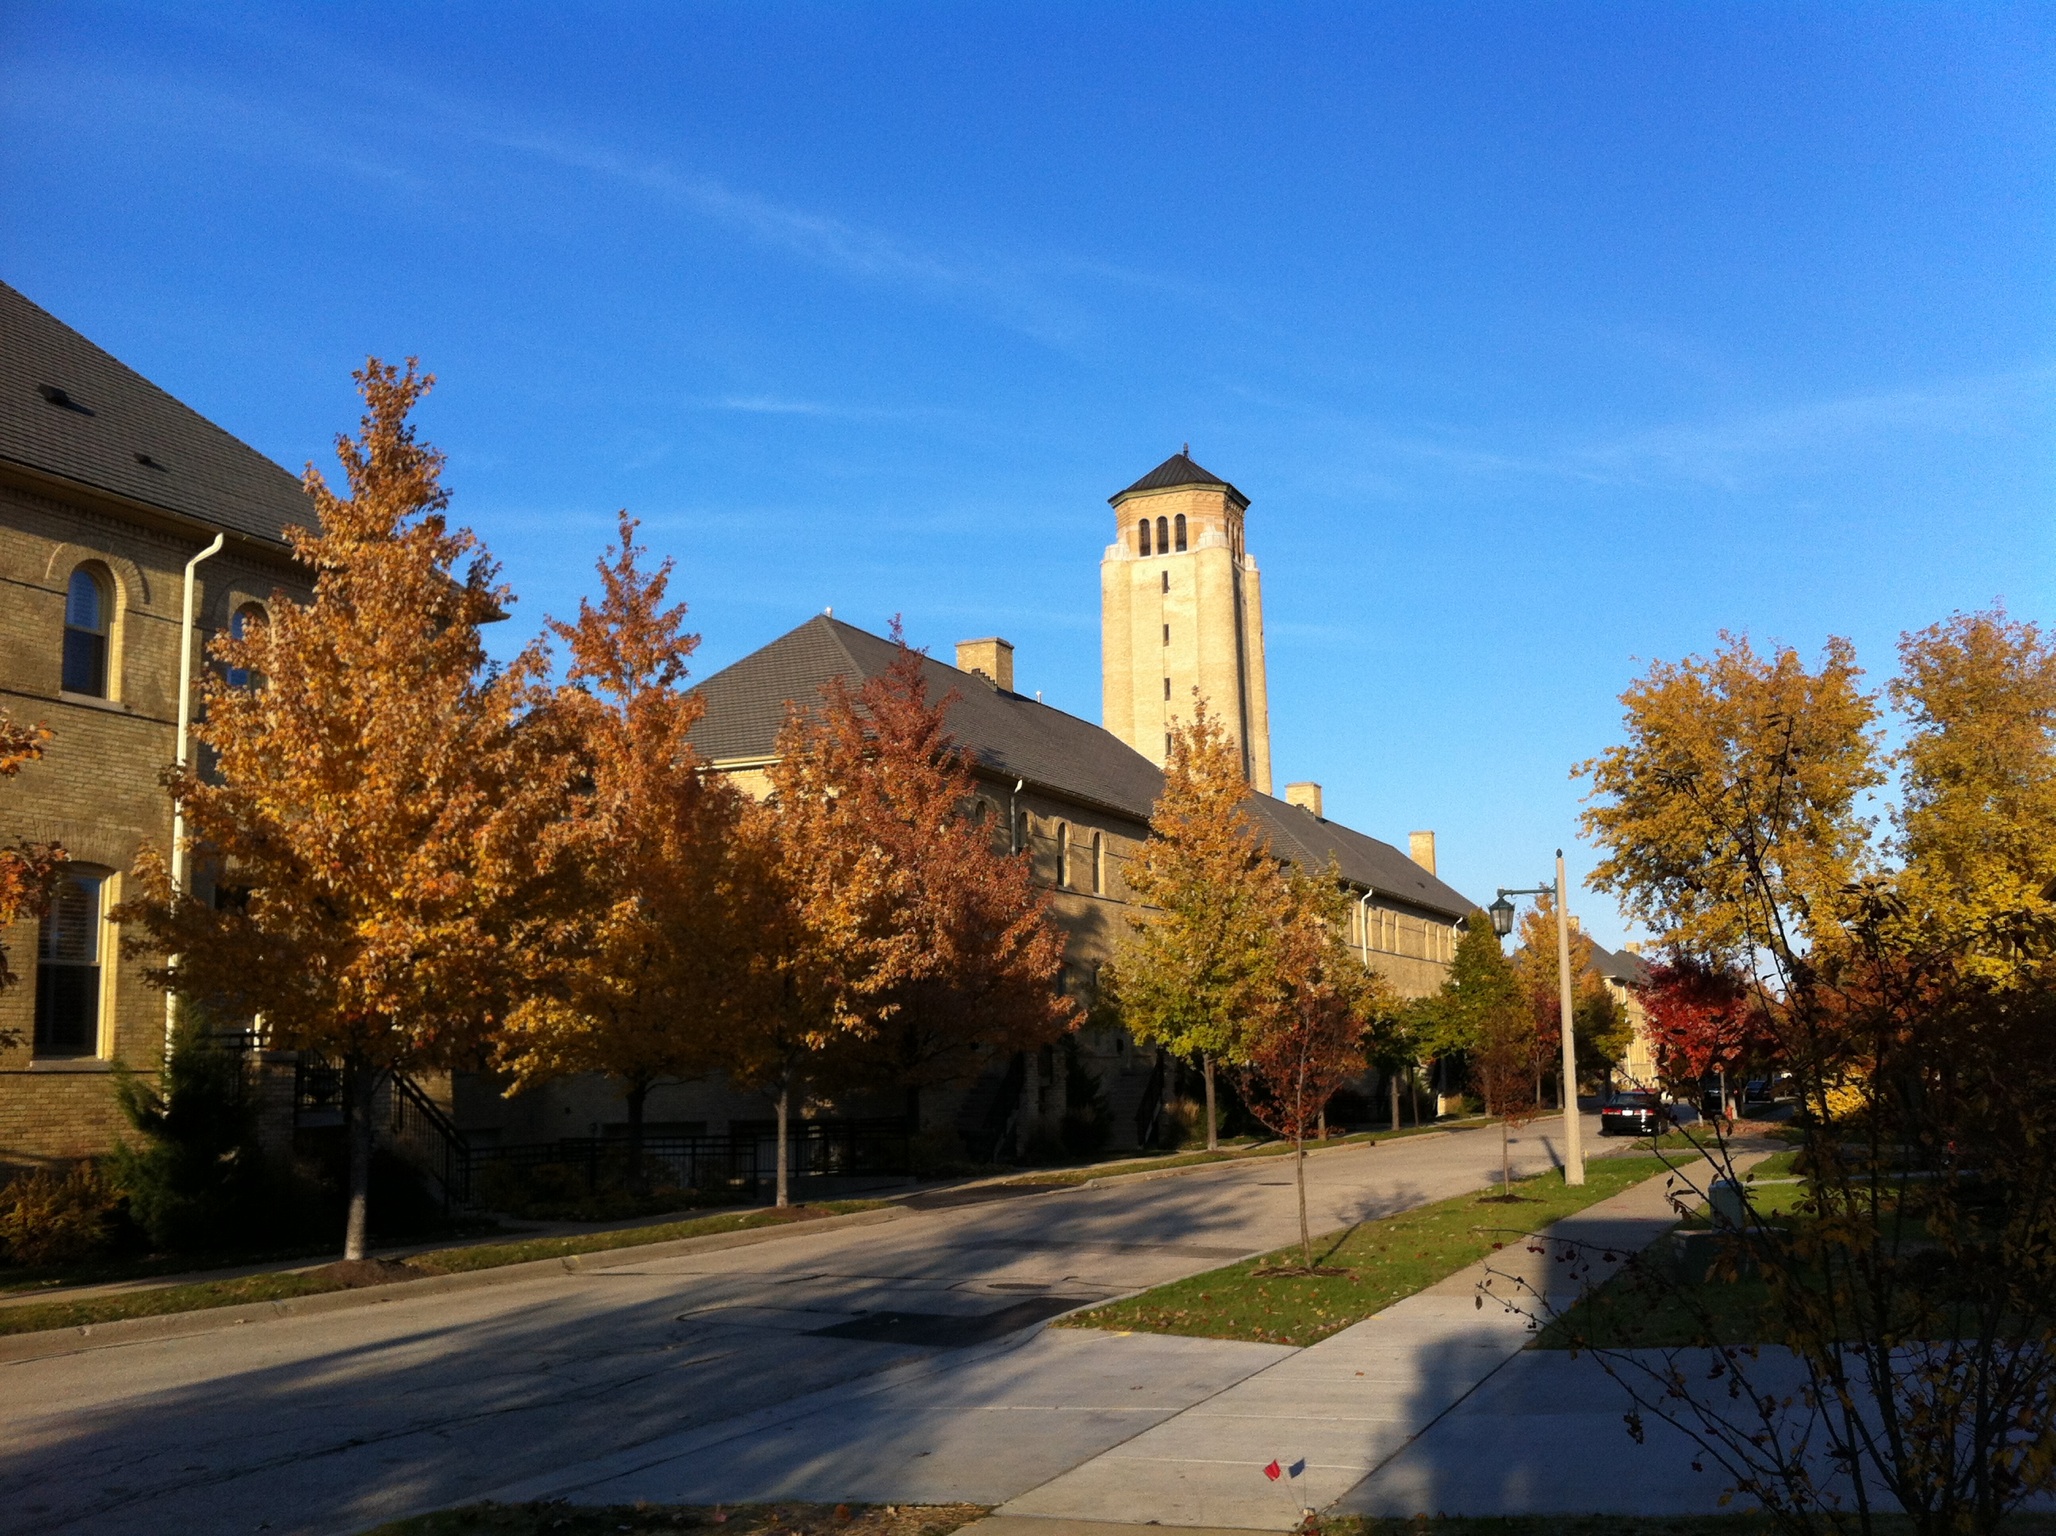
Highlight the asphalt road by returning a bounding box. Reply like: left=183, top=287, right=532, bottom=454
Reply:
left=2, top=1115, right=1608, bottom=1536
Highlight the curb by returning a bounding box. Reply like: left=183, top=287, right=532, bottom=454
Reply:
left=0, top=1204, right=910, bottom=1365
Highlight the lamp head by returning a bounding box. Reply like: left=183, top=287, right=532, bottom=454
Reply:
left=1489, top=894, right=1516, bottom=939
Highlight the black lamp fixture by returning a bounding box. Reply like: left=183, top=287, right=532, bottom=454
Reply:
left=1488, top=893, right=1518, bottom=938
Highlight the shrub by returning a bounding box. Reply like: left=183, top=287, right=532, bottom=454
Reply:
left=109, top=1019, right=285, bottom=1252
left=1060, top=1038, right=1111, bottom=1157
left=0, top=1163, right=121, bottom=1269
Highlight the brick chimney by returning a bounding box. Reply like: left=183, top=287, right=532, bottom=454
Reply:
left=1284, top=782, right=1323, bottom=818
left=955, top=637, right=1015, bottom=692
left=1408, top=830, right=1437, bottom=875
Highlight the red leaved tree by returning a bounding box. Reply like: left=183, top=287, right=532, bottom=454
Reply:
left=1639, top=955, right=1766, bottom=1087
left=1238, top=870, right=1379, bottom=1270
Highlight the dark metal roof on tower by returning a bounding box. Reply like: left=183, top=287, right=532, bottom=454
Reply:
left=1110, top=451, right=1249, bottom=509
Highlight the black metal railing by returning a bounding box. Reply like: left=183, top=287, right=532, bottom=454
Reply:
left=388, top=1071, right=471, bottom=1210
left=462, top=1119, right=912, bottom=1204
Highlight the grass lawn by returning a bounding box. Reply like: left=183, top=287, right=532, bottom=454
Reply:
left=361, top=1501, right=984, bottom=1535
left=1005, top=1118, right=1495, bottom=1190
left=0, top=1201, right=889, bottom=1338
left=1057, top=1154, right=1663, bottom=1347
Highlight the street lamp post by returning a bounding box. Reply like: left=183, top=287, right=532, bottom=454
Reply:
left=1489, top=849, right=1587, bottom=1186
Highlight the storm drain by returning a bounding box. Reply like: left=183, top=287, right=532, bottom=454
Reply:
left=805, top=1295, right=1090, bottom=1347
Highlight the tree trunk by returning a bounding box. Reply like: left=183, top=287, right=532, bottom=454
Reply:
left=625, top=1078, right=649, bottom=1197
left=774, top=1079, right=791, bottom=1209
left=1389, top=1071, right=1402, bottom=1132
left=1202, top=1052, right=1219, bottom=1152
left=343, top=1054, right=376, bottom=1262
left=1296, top=1133, right=1312, bottom=1270
left=1501, top=1114, right=1512, bottom=1197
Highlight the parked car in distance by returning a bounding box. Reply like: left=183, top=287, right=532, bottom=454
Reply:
left=1600, top=1091, right=1666, bottom=1138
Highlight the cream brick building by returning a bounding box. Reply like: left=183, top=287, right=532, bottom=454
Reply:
left=0, top=283, right=315, bottom=1162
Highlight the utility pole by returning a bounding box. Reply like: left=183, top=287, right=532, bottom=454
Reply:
left=1555, top=848, right=1586, bottom=1185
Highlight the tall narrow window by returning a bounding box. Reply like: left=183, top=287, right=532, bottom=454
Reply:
left=1161, top=571, right=1169, bottom=593
left=1163, top=677, right=1171, bottom=700
left=1055, top=823, right=1070, bottom=889
left=1138, top=518, right=1152, bottom=556
left=1174, top=514, right=1187, bottom=551
left=1090, top=831, right=1104, bottom=895
left=1155, top=516, right=1169, bottom=554
left=1162, top=623, right=1170, bottom=645
left=35, top=872, right=105, bottom=1057
left=224, top=603, right=266, bottom=689
left=62, top=566, right=110, bottom=697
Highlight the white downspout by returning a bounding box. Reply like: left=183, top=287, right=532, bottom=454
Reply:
left=165, top=533, right=225, bottom=1056
left=1357, top=888, right=1374, bottom=966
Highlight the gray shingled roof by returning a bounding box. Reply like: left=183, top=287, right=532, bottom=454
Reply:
left=1112, top=451, right=1249, bottom=509
left=1588, top=940, right=1652, bottom=985
left=690, top=615, right=1478, bottom=921
left=0, top=281, right=315, bottom=546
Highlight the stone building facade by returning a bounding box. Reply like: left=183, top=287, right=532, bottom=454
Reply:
left=0, top=282, right=315, bottom=1162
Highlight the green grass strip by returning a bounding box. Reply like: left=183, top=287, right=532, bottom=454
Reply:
left=1059, top=1155, right=1662, bottom=1347
left=0, top=1201, right=888, bottom=1339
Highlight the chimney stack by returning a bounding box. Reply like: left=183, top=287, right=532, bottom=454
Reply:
left=1284, top=782, right=1323, bottom=818
left=955, top=637, right=1015, bottom=693
left=1408, top=830, right=1438, bottom=875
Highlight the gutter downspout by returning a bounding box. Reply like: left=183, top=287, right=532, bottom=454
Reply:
left=1357, top=887, right=1374, bottom=966
left=165, top=533, right=225, bottom=1056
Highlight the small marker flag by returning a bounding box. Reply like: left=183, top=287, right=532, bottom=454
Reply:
left=1288, top=1459, right=1306, bottom=1479
left=1263, top=1460, right=1282, bottom=1482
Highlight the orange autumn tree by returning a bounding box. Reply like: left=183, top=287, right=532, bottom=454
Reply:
left=493, top=515, right=745, bottom=1192
left=730, top=633, right=1074, bottom=1204
left=1238, top=867, right=1382, bottom=1269
left=816, top=639, right=1076, bottom=1128
left=1509, top=897, right=1630, bottom=1098
left=1, top=713, right=67, bottom=1030
left=122, top=361, right=574, bottom=1260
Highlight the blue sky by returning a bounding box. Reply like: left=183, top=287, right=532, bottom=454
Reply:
left=4, top=3, right=2051, bottom=944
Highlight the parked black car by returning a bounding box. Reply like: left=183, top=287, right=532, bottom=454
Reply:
left=1599, top=1091, right=1666, bottom=1137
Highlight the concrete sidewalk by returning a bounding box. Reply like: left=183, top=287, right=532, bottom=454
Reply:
left=996, top=1155, right=1732, bottom=1530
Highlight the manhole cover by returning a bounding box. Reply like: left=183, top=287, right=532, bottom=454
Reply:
left=806, top=1295, right=1088, bottom=1347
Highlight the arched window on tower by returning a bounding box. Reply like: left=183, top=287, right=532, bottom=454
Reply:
left=1155, top=516, right=1169, bottom=554
left=1138, top=518, right=1151, bottom=556
left=62, top=565, right=111, bottom=697
left=1174, top=514, right=1187, bottom=551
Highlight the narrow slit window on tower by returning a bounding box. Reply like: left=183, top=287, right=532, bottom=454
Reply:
left=1161, top=571, right=1169, bottom=593
left=1174, top=514, right=1187, bottom=551
left=1165, top=732, right=1173, bottom=755
left=1162, top=623, right=1170, bottom=645
left=1155, top=516, right=1169, bottom=554
left=1138, top=518, right=1151, bottom=556
left=1163, top=676, right=1171, bottom=700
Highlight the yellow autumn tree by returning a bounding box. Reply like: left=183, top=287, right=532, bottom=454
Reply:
left=121, top=361, right=575, bottom=1260
left=1577, top=632, right=1882, bottom=963
left=1890, top=605, right=2056, bottom=980
left=1509, top=896, right=1630, bottom=1094
left=1108, top=697, right=1288, bottom=1151
left=492, top=514, right=746, bottom=1192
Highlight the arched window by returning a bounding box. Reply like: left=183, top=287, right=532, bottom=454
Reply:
left=1174, top=514, right=1188, bottom=551
left=1090, top=831, right=1104, bottom=895
left=1055, top=823, right=1070, bottom=888
left=225, top=603, right=267, bottom=689
left=1138, top=518, right=1152, bottom=556
left=62, top=565, right=111, bottom=697
left=1155, top=516, right=1169, bottom=555
left=35, top=871, right=106, bottom=1057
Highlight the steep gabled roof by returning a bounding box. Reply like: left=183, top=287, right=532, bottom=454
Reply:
left=1588, top=940, right=1652, bottom=986
left=689, top=615, right=1478, bottom=922
left=1111, top=451, right=1249, bottom=509
left=0, top=281, right=315, bottom=546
